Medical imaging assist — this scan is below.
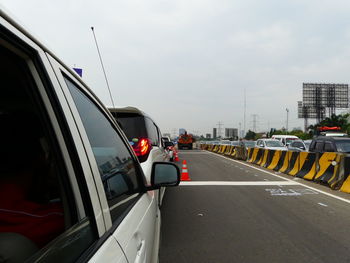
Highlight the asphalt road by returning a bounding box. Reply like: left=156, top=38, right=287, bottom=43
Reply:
left=159, top=150, right=350, bottom=263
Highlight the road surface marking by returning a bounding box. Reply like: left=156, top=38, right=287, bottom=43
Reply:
left=318, top=202, right=328, bottom=207
left=180, top=181, right=299, bottom=186
left=207, top=151, right=350, bottom=205
left=265, top=188, right=318, bottom=196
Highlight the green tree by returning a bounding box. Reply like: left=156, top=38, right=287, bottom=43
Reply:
left=245, top=130, right=256, bottom=140
left=308, top=113, right=350, bottom=135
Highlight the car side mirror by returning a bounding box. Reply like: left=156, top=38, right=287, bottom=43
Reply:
left=164, top=141, right=174, bottom=148
left=149, top=162, right=180, bottom=189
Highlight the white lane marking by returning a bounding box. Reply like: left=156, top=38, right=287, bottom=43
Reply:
left=206, top=151, right=350, bottom=205
left=265, top=188, right=318, bottom=196
left=254, top=174, right=259, bottom=177
left=245, top=170, right=249, bottom=173
left=180, top=181, right=298, bottom=186
left=318, top=202, right=328, bottom=207
left=239, top=167, right=244, bottom=170
left=264, top=179, right=269, bottom=181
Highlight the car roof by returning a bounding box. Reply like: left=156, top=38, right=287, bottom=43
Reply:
left=109, top=107, right=150, bottom=118
left=313, top=136, right=350, bottom=141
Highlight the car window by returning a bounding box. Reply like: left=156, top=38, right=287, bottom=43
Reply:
left=145, top=117, right=160, bottom=146
left=65, top=77, right=143, bottom=222
left=116, top=114, right=148, bottom=141
left=324, top=142, right=334, bottom=152
left=265, top=141, right=284, bottom=147
left=335, top=141, right=350, bottom=153
left=0, top=41, right=95, bottom=262
left=309, top=141, right=316, bottom=150
left=293, top=142, right=304, bottom=148
left=315, top=141, right=324, bottom=151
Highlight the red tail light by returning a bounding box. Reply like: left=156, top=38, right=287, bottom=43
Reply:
left=132, top=138, right=152, bottom=158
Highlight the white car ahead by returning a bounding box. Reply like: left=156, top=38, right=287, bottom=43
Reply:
left=256, top=139, right=287, bottom=151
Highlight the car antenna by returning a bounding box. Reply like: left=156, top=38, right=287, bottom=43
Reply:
left=91, top=26, right=116, bottom=108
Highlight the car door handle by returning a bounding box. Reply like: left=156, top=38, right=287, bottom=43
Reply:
left=134, top=240, right=146, bottom=263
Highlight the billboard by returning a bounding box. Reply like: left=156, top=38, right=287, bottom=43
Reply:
left=303, top=83, right=348, bottom=108
left=298, top=101, right=326, bottom=119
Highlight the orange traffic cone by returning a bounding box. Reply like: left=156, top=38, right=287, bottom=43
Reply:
left=174, top=151, right=179, bottom=162
left=181, top=160, right=191, bottom=181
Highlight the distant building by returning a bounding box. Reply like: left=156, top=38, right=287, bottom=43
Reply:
left=225, top=128, right=238, bottom=139
left=179, top=128, right=186, bottom=135
left=206, top=133, right=211, bottom=139
left=213, top=128, right=217, bottom=139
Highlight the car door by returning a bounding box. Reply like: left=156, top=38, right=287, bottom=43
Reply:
left=49, top=63, right=158, bottom=263
left=0, top=16, right=127, bottom=262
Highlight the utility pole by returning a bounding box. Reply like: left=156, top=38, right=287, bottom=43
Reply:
left=244, top=89, right=246, bottom=138
left=251, top=114, right=258, bottom=132
left=217, top=122, right=223, bottom=138
left=239, top=122, right=242, bottom=139
left=286, top=108, right=289, bottom=134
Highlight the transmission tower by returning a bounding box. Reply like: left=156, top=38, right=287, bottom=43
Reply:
left=251, top=114, right=259, bottom=132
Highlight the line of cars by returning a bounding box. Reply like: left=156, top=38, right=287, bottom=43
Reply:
left=207, top=133, right=350, bottom=154
left=0, top=8, right=179, bottom=263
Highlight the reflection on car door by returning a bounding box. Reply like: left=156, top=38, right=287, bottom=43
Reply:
left=50, top=64, right=158, bottom=263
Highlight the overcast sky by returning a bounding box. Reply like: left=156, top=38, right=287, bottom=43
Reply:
left=2, top=0, right=350, bottom=136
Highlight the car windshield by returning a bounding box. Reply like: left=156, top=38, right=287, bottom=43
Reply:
left=265, top=141, right=284, bottom=147
left=286, top=138, right=298, bottom=144
left=335, top=141, right=350, bottom=153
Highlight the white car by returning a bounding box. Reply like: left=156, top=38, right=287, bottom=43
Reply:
left=271, top=135, right=299, bottom=146
left=0, top=9, right=180, bottom=263
left=109, top=107, right=170, bottom=184
left=256, top=139, right=286, bottom=151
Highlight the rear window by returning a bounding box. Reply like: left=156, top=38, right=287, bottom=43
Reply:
left=116, top=114, right=148, bottom=140
left=116, top=114, right=159, bottom=146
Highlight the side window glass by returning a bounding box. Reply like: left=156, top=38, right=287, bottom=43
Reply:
left=315, top=141, right=324, bottom=151
left=324, top=142, right=334, bottom=152
left=0, top=42, right=95, bottom=262
left=309, top=141, right=316, bottom=150
left=145, top=117, right=159, bottom=146
left=65, top=77, right=141, bottom=222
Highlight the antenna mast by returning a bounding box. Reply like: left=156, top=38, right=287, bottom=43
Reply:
left=91, top=26, right=116, bottom=108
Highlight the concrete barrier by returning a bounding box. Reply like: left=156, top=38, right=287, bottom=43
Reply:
left=292, top=152, right=317, bottom=179
left=201, top=142, right=350, bottom=193
left=313, top=152, right=338, bottom=184
left=279, top=151, right=292, bottom=173
left=236, top=146, right=248, bottom=160
left=340, top=156, right=350, bottom=193
left=224, top=145, right=232, bottom=156
left=267, top=150, right=283, bottom=170
left=252, top=148, right=264, bottom=164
